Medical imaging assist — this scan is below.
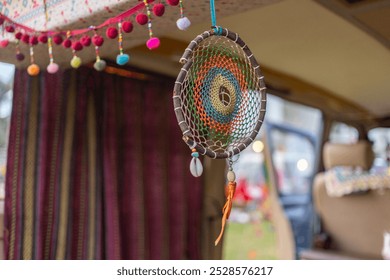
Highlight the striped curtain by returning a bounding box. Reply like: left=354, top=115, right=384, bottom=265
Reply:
left=3, top=67, right=203, bottom=259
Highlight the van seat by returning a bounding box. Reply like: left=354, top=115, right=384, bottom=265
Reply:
left=301, top=141, right=390, bottom=259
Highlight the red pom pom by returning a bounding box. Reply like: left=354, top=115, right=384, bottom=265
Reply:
left=15, top=32, right=23, bottom=40
left=166, top=0, right=179, bottom=6
left=29, top=36, right=38, bottom=45
left=53, top=35, right=63, bottom=45
left=38, top=34, right=48, bottom=43
left=0, top=18, right=4, bottom=25
left=0, top=40, right=9, bottom=48
left=62, top=39, right=72, bottom=48
left=122, top=21, right=133, bottom=33
left=106, top=27, right=118, bottom=39
left=136, top=13, right=148, bottom=25
left=153, top=3, right=165, bottom=17
left=92, top=35, right=104, bottom=47
left=72, top=41, right=83, bottom=51
left=80, top=35, right=91, bottom=46
left=5, top=25, right=15, bottom=33
left=21, top=34, right=30, bottom=44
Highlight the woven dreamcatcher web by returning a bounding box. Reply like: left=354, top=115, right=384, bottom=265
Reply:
left=173, top=1, right=266, bottom=245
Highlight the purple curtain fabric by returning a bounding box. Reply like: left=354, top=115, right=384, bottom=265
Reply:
left=3, top=67, right=202, bottom=259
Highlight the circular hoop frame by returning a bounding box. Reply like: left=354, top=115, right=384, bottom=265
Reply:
left=173, top=28, right=267, bottom=159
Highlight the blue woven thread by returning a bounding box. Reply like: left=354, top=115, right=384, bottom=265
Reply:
left=210, top=0, right=222, bottom=35
left=210, top=0, right=217, bottom=27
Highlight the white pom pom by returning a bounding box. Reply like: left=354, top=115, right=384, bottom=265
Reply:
left=190, top=157, right=203, bottom=177
left=176, top=17, right=191, bottom=31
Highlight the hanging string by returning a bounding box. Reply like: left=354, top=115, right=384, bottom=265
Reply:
left=209, top=0, right=221, bottom=35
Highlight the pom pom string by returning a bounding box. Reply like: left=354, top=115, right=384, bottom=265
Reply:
left=115, top=22, right=129, bottom=65
left=176, top=1, right=191, bottom=31
left=179, top=0, right=185, bottom=19
left=143, top=0, right=154, bottom=39
left=118, top=22, right=124, bottom=55
left=144, top=0, right=160, bottom=50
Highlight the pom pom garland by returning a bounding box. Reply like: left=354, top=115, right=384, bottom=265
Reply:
left=80, top=35, right=91, bottom=46
left=176, top=16, right=191, bottom=30
left=53, top=35, right=63, bottom=45
left=116, top=54, right=129, bottom=65
left=106, top=27, right=118, bottom=39
left=122, top=21, right=133, bottom=33
left=27, top=64, right=40, bottom=76
left=146, top=37, right=160, bottom=50
left=92, top=35, right=104, bottom=47
left=93, top=59, right=107, bottom=71
left=29, top=36, right=39, bottom=45
left=38, top=34, right=48, bottom=43
left=47, top=63, right=59, bottom=74
left=62, top=39, right=72, bottom=48
left=70, top=56, right=82, bottom=68
left=136, top=13, right=148, bottom=25
left=16, top=52, right=25, bottom=61
left=21, top=34, right=30, bottom=44
left=5, top=25, right=15, bottom=33
left=15, top=32, right=23, bottom=40
left=0, top=40, right=9, bottom=48
left=0, top=1, right=191, bottom=71
left=72, top=41, right=83, bottom=51
left=153, top=3, right=165, bottom=17
left=167, top=0, right=179, bottom=6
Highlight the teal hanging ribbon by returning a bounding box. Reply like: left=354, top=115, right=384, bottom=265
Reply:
left=210, top=0, right=222, bottom=35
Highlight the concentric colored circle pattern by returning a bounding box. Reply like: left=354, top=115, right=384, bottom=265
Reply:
left=174, top=29, right=266, bottom=158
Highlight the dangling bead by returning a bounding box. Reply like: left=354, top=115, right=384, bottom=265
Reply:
left=189, top=148, right=203, bottom=177
left=227, top=170, right=236, bottom=182
left=190, top=157, right=203, bottom=177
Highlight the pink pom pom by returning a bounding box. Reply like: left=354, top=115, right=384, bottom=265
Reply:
left=38, top=34, right=48, bottom=43
left=106, top=27, right=118, bottom=39
left=53, top=35, right=63, bottom=45
left=122, top=21, right=133, bottom=33
left=47, top=63, right=59, bottom=74
left=92, top=35, right=104, bottom=47
left=5, top=25, right=15, bottom=33
left=62, top=39, right=72, bottom=48
left=29, top=36, right=38, bottom=45
left=21, top=34, right=30, bottom=44
left=153, top=3, right=165, bottom=17
left=15, top=32, right=23, bottom=40
left=72, top=41, right=83, bottom=51
left=146, top=37, right=160, bottom=50
left=0, top=40, right=9, bottom=48
left=167, top=0, right=179, bottom=6
left=136, top=13, right=148, bottom=25
left=80, top=35, right=91, bottom=46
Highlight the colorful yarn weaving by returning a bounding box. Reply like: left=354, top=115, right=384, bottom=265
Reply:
left=174, top=29, right=266, bottom=159
left=173, top=27, right=267, bottom=246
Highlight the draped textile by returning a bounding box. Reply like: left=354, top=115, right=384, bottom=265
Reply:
left=3, top=67, right=202, bottom=259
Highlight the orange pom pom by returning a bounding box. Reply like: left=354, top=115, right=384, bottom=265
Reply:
left=27, top=64, right=40, bottom=76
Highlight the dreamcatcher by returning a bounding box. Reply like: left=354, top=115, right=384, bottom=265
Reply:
left=173, top=0, right=267, bottom=245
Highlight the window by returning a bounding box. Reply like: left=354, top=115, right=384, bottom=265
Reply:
left=329, top=122, right=359, bottom=144
left=0, top=62, right=15, bottom=199
left=368, top=127, right=390, bottom=174
left=266, top=95, right=322, bottom=195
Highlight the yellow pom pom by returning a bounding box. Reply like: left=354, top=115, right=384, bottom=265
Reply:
left=70, top=56, right=82, bottom=69
left=27, top=64, right=40, bottom=76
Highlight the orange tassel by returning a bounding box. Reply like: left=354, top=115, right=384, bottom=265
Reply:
left=215, top=181, right=236, bottom=246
